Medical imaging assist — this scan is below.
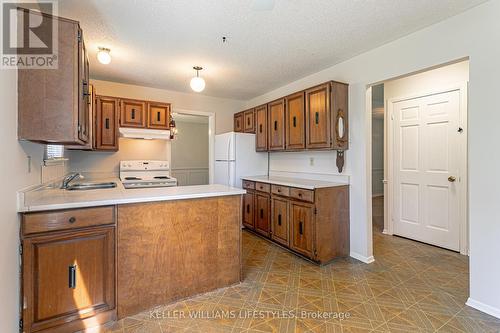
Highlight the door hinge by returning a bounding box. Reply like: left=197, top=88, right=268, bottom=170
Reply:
left=19, top=318, right=23, bottom=331
left=314, top=207, right=317, bottom=215
left=19, top=243, right=23, bottom=256
left=77, top=30, right=82, bottom=42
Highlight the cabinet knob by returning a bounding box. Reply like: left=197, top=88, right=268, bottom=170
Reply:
left=69, top=217, right=76, bottom=224
left=299, top=221, right=303, bottom=235
left=278, top=214, right=282, bottom=226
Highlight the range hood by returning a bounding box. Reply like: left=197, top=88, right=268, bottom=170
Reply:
left=119, top=127, right=171, bottom=140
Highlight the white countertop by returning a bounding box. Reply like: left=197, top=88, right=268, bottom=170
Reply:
left=241, top=175, right=348, bottom=190
left=18, top=180, right=246, bottom=213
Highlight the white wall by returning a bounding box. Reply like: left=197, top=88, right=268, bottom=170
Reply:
left=0, top=71, right=47, bottom=331
left=171, top=120, right=209, bottom=185
left=245, top=0, right=500, bottom=316
left=67, top=138, right=170, bottom=174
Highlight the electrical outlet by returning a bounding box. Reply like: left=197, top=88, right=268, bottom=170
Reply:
left=309, top=157, right=314, bottom=166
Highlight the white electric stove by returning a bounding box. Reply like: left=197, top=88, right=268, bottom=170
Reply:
left=119, top=160, right=177, bottom=189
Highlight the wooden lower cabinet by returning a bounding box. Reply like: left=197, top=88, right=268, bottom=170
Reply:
left=242, top=180, right=350, bottom=264
left=21, top=208, right=116, bottom=333
left=271, top=197, right=289, bottom=246
left=242, top=192, right=255, bottom=229
left=290, top=201, right=314, bottom=257
left=255, top=193, right=270, bottom=236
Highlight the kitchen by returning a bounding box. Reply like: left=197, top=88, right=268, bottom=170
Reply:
left=3, top=1, right=500, bottom=333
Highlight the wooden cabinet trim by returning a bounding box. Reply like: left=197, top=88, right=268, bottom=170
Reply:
left=120, top=99, right=147, bottom=128
left=255, top=104, right=268, bottom=151
left=305, top=83, right=331, bottom=149
left=95, top=95, right=119, bottom=151
left=147, top=102, right=171, bottom=130
left=242, top=180, right=256, bottom=190
left=271, top=196, right=289, bottom=246
left=244, top=109, right=256, bottom=133
left=255, top=182, right=271, bottom=193
left=271, top=184, right=290, bottom=197
left=234, top=112, right=244, bottom=132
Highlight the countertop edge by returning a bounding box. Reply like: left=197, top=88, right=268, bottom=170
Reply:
left=18, top=190, right=246, bottom=213
left=241, top=176, right=348, bottom=189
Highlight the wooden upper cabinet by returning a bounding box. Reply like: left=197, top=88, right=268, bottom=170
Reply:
left=18, top=13, right=88, bottom=145
left=22, top=226, right=115, bottom=333
left=120, top=99, right=147, bottom=128
left=244, top=109, right=255, bottom=133
left=234, top=112, right=244, bottom=132
left=147, top=102, right=170, bottom=130
left=268, top=99, right=286, bottom=151
left=331, top=82, right=349, bottom=150
left=95, top=96, right=119, bottom=151
left=285, top=92, right=306, bottom=150
left=290, top=201, right=315, bottom=258
left=305, top=83, right=331, bottom=149
left=255, top=105, right=268, bottom=151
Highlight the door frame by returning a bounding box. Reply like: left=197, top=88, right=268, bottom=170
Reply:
left=386, top=83, right=469, bottom=254
left=170, top=108, right=216, bottom=184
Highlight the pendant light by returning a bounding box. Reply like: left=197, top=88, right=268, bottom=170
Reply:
left=97, top=47, right=111, bottom=64
left=190, top=66, right=206, bottom=92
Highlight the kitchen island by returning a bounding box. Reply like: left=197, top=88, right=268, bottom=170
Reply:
left=18, top=182, right=245, bottom=332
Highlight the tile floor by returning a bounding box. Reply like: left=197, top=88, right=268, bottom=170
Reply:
left=97, top=197, right=500, bottom=332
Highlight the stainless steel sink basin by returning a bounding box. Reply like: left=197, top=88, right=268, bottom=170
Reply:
left=66, top=182, right=117, bottom=191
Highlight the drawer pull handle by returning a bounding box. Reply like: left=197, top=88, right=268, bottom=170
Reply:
left=247, top=118, right=250, bottom=125
left=260, top=209, right=264, bottom=219
left=131, top=109, right=136, bottom=119
left=278, top=214, right=282, bottom=226
left=299, top=221, right=303, bottom=235
left=69, top=217, right=76, bottom=224
left=157, top=111, right=161, bottom=122
left=68, top=265, right=77, bottom=289
left=246, top=204, right=250, bottom=214
left=298, top=193, right=302, bottom=197
left=293, top=116, right=297, bottom=127
left=277, top=189, right=281, bottom=192
left=315, top=112, right=319, bottom=124
left=274, top=120, right=278, bottom=131
left=259, top=124, right=263, bottom=133
left=105, top=118, right=110, bottom=129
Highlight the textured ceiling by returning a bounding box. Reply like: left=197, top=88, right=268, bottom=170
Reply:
left=58, top=0, right=486, bottom=100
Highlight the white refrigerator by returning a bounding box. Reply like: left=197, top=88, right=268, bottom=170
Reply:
left=214, top=132, right=268, bottom=188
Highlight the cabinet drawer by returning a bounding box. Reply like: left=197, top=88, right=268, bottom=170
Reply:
left=242, top=180, right=255, bottom=190
left=22, top=206, right=116, bottom=235
left=271, top=184, right=290, bottom=197
left=290, top=188, right=314, bottom=202
left=255, top=182, right=271, bottom=193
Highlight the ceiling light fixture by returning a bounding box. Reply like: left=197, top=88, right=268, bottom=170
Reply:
left=190, top=66, right=205, bottom=92
left=97, top=47, right=111, bottom=64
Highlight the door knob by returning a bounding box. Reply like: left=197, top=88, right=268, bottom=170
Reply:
left=448, top=176, right=456, bottom=182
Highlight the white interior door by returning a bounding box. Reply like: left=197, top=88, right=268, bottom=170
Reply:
left=393, top=90, right=461, bottom=251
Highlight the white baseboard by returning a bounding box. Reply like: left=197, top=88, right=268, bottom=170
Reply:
left=382, top=229, right=391, bottom=235
left=466, top=298, right=500, bottom=319
left=350, top=252, right=375, bottom=264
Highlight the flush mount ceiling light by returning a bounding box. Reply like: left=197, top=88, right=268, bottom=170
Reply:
left=97, top=47, right=111, bottom=64
left=190, top=66, right=206, bottom=93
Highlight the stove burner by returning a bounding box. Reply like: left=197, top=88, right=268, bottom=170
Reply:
left=154, top=176, right=170, bottom=179
left=125, top=177, right=141, bottom=180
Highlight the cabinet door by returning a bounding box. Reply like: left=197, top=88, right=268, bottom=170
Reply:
left=331, top=82, right=349, bottom=150
left=268, top=99, right=286, bottom=150
left=22, top=227, right=115, bottom=332
left=271, top=197, right=289, bottom=246
left=243, top=192, right=255, bottom=230
left=290, top=201, right=315, bottom=258
left=120, top=99, right=147, bottom=128
left=286, top=92, right=305, bottom=150
left=255, top=105, right=268, bottom=151
left=255, top=194, right=270, bottom=236
left=306, top=83, right=331, bottom=149
left=95, top=96, right=119, bottom=151
left=234, top=112, right=244, bottom=132
left=244, top=109, right=255, bottom=133
left=78, top=31, right=90, bottom=144
left=147, top=102, right=170, bottom=130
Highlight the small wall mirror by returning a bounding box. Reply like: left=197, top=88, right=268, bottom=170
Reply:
left=337, top=115, right=345, bottom=139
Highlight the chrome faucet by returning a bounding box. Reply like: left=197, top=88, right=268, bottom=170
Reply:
left=61, top=173, right=83, bottom=189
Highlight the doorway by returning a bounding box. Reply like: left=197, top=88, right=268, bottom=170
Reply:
left=372, top=60, right=469, bottom=254
left=170, top=112, right=211, bottom=186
